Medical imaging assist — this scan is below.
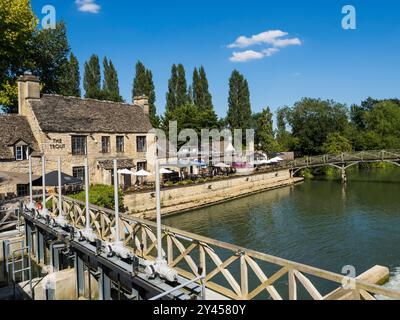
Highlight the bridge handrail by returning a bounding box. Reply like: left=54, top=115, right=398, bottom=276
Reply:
left=35, top=194, right=400, bottom=300
left=289, top=149, right=400, bottom=169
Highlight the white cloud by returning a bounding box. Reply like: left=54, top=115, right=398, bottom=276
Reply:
left=228, top=30, right=288, bottom=48
left=229, top=48, right=279, bottom=62
left=228, top=29, right=301, bottom=49
left=273, top=38, right=302, bottom=48
left=75, top=0, right=101, bottom=14
left=230, top=50, right=264, bottom=62
left=262, top=48, right=280, bottom=56
left=228, top=29, right=301, bottom=62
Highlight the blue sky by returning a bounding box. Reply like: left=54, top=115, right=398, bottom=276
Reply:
left=32, top=0, right=400, bottom=118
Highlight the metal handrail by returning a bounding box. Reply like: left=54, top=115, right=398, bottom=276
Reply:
left=149, top=274, right=206, bottom=300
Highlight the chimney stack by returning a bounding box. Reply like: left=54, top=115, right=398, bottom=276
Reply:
left=133, top=95, right=149, bottom=115
left=17, top=72, right=40, bottom=115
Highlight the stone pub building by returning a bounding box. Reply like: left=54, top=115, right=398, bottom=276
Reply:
left=0, top=73, right=156, bottom=198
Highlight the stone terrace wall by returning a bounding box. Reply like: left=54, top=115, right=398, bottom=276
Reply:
left=125, top=170, right=300, bottom=219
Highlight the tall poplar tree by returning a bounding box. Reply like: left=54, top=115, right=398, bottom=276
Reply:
left=132, top=61, right=159, bottom=127
left=103, top=57, right=123, bottom=102
left=227, top=70, right=252, bottom=129
left=166, top=64, right=178, bottom=112
left=83, top=54, right=102, bottom=99
left=60, top=52, right=81, bottom=97
left=192, top=66, right=218, bottom=127
left=176, top=64, right=188, bottom=108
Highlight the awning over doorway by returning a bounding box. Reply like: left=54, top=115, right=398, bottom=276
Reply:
left=98, top=159, right=135, bottom=170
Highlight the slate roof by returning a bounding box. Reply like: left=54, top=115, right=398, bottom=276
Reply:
left=0, top=114, right=39, bottom=160
left=98, top=158, right=135, bottom=170
left=29, top=94, right=153, bottom=134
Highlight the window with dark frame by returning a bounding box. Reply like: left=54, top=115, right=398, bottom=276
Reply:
left=136, top=136, right=147, bottom=153
left=72, top=166, right=85, bottom=182
left=116, top=136, right=124, bottom=153
left=17, top=184, right=28, bottom=197
left=101, top=136, right=110, bottom=153
left=137, top=161, right=147, bottom=171
left=71, top=136, right=87, bottom=155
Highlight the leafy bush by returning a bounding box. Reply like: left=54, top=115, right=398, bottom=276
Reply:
left=164, top=181, right=174, bottom=187
left=70, top=184, right=124, bottom=211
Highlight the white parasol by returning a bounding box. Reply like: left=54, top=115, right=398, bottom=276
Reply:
left=117, top=169, right=135, bottom=174
left=159, top=168, right=173, bottom=174
left=213, top=162, right=231, bottom=168
left=133, top=169, right=153, bottom=176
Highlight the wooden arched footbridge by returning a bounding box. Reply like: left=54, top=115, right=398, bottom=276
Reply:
left=288, top=150, right=400, bottom=182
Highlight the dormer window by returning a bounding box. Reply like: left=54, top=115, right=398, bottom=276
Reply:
left=15, top=145, right=28, bottom=161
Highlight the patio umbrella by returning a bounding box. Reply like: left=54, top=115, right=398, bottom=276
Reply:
left=32, top=171, right=82, bottom=186
left=133, top=169, right=152, bottom=176
left=190, top=160, right=208, bottom=167
left=213, top=162, right=230, bottom=168
left=225, top=142, right=235, bottom=153
left=117, top=168, right=134, bottom=174
left=269, top=156, right=284, bottom=162
left=159, top=168, right=173, bottom=174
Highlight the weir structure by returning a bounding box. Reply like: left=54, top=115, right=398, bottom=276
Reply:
left=1, top=153, right=400, bottom=300
left=289, top=150, right=400, bottom=182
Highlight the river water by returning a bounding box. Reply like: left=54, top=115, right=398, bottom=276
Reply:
left=163, top=167, right=400, bottom=298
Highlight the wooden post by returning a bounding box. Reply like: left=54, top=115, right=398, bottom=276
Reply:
left=167, top=235, right=173, bottom=265
left=240, top=254, right=248, bottom=299
left=288, top=269, right=297, bottom=300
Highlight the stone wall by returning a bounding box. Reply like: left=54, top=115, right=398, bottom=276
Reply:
left=0, top=158, right=42, bottom=195
left=125, top=170, right=300, bottom=219
left=5, top=88, right=157, bottom=187
left=35, top=131, right=156, bottom=185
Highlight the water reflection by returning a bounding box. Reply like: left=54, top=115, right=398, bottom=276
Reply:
left=164, top=168, right=400, bottom=277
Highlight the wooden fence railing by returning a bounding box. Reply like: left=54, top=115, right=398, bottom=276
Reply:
left=42, top=194, right=400, bottom=300
left=289, top=150, right=400, bottom=169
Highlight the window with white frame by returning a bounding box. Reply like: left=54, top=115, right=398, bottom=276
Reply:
left=15, top=145, right=28, bottom=161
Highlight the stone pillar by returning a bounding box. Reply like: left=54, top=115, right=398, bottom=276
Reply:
left=341, top=165, right=347, bottom=184
left=17, top=72, right=40, bottom=116
left=133, top=95, right=149, bottom=115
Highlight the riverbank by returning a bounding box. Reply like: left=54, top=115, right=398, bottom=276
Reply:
left=125, top=170, right=303, bottom=220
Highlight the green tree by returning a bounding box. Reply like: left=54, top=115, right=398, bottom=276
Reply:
left=253, top=107, right=279, bottom=152
left=0, top=0, right=37, bottom=112
left=364, top=101, right=400, bottom=138
left=176, top=64, right=189, bottom=107
left=227, top=70, right=252, bottom=129
left=31, top=22, right=70, bottom=94
left=276, top=106, right=293, bottom=151
left=192, top=66, right=218, bottom=128
left=132, top=61, right=159, bottom=127
left=286, top=98, right=349, bottom=155
left=166, top=64, right=178, bottom=112
left=321, top=132, right=352, bottom=154
left=83, top=54, right=102, bottom=99
left=102, top=57, right=123, bottom=102
left=60, top=52, right=81, bottom=97
left=164, top=103, right=203, bottom=134
left=165, top=63, right=190, bottom=123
